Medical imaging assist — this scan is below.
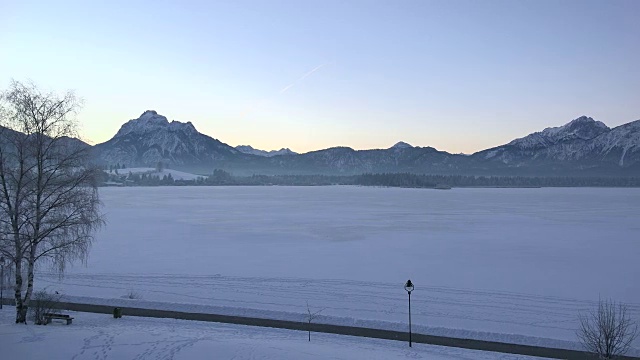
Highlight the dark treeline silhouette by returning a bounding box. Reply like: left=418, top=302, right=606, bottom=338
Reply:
left=355, top=173, right=640, bottom=187
left=410, top=174, right=640, bottom=187
left=205, top=170, right=350, bottom=186
left=355, top=173, right=437, bottom=188
left=102, top=169, right=640, bottom=188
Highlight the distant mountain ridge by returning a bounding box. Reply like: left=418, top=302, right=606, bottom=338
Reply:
left=89, top=111, right=640, bottom=176
left=474, top=116, right=640, bottom=172
left=235, top=145, right=297, bottom=157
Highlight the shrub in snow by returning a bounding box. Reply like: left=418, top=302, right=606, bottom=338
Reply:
left=577, top=298, right=638, bottom=360
left=30, top=290, right=62, bottom=325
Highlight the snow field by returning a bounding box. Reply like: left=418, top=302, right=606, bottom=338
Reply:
left=34, top=186, right=640, bottom=354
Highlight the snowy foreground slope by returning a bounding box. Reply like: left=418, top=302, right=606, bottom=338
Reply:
left=0, top=307, right=548, bottom=360
left=36, top=186, right=640, bottom=353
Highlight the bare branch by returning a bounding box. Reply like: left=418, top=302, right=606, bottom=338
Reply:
left=0, top=80, right=102, bottom=323
left=577, top=298, right=639, bottom=359
left=305, top=301, right=326, bottom=341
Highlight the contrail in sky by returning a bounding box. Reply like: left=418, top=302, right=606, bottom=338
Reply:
left=279, top=63, right=330, bottom=94
left=239, top=62, right=332, bottom=119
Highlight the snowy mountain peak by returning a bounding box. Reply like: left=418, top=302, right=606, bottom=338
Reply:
left=508, top=116, right=610, bottom=149
left=169, top=120, right=198, bottom=135
left=140, top=110, right=159, bottom=119
left=94, top=110, right=237, bottom=169
left=236, top=145, right=297, bottom=157
left=391, top=141, right=413, bottom=149
left=561, top=116, right=609, bottom=135
left=115, top=111, right=198, bottom=137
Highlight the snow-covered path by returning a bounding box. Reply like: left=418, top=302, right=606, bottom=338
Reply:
left=0, top=307, right=550, bottom=360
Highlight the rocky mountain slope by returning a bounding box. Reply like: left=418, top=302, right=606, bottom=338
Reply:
left=92, top=111, right=253, bottom=171
left=473, top=116, right=640, bottom=173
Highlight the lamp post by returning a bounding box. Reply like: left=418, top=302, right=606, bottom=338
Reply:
left=404, top=279, right=414, bottom=347
left=0, top=256, right=4, bottom=310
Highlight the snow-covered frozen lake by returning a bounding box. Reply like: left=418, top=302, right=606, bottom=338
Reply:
left=38, top=186, right=640, bottom=351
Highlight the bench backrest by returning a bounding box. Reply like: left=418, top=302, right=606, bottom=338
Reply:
left=45, top=313, right=70, bottom=318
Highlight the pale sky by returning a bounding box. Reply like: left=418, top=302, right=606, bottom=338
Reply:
left=1, top=0, right=638, bottom=153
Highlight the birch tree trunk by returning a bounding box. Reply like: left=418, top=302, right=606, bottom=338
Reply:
left=14, top=259, right=24, bottom=323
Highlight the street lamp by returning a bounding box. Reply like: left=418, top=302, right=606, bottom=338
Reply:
left=404, top=279, right=414, bottom=347
left=0, top=256, right=4, bottom=310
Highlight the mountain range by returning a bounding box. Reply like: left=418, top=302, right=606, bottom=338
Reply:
left=89, top=111, right=640, bottom=176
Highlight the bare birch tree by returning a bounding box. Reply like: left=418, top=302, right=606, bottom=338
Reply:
left=577, top=298, right=638, bottom=360
left=0, top=80, right=104, bottom=323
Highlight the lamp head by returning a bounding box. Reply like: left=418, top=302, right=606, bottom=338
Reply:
left=404, top=279, right=414, bottom=293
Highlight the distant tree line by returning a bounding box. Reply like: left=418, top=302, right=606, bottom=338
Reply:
left=406, top=174, right=640, bottom=187
left=103, top=163, right=127, bottom=172
left=354, top=173, right=437, bottom=188
left=100, top=169, right=640, bottom=188
left=355, top=173, right=640, bottom=188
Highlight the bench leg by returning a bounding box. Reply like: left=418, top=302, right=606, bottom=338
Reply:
left=66, top=319, right=72, bottom=325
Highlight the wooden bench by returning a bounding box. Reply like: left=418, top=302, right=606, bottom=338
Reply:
left=43, top=313, right=74, bottom=325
